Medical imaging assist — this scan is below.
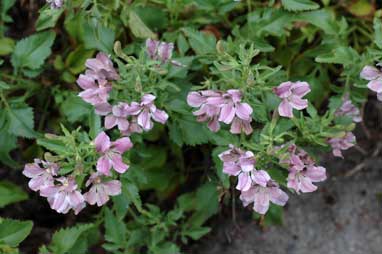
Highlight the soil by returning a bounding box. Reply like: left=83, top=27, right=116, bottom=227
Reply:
left=191, top=148, right=382, bottom=254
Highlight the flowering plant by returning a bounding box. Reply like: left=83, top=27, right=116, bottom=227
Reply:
left=0, top=0, right=380, bottom=253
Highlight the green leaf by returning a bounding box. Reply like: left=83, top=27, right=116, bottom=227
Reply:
left=35, top=7, right=64, bottom=31
left=104, top=208, right=126, bottom=247
left=1, top=0, right=16, bottom=23
left=128, top=10, right=156, bottom=39
left=48, top=224, right=94, bottom=254
left=65, top=46, right=94, bottom=74
left=83, top=21, right=115, bottom=53
left=374, top=17, right=382, bottom=49
left=184, top=226, right=211, bottom=240
left=281, top=0, right=320, bottom=11
left=7, top=106, right=36, bottom=138
left=0, top=218, right=33, bottom=247
left=11, top=31, right=56, bottom=71
left=0, top=37, right=14, bottom=56
left=0, top=131, right=18, bottom=168
left=182, top=27, right=216, bottom=55
left=0, top=181, right=27, bottom=208
left=60, top=93, right=93, bottom=123
left=315, top=47, right=359, bottom=65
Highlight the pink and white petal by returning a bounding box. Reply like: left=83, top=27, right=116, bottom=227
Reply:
left=23, top=163, right=44, bottom=178
left=151, top=109, right=169, bottom=124
left=117, top=118, right=130, bottom=131
left=274, top=82, right=292, bottom=98
left=28, top=176, right=45, bottom=191
left=84, top=187, right=97, bottom=205
left=278, top=100, right=293, bottom=118
left=360, top=66, right=381, bottom=80
left=219, top=104, right=236, bottom=124
left=269, top=188, right=289, bottom=206
left=96, top=156, right=112, bottom=176
left=77, top=74, right=96, bottom=90
left=235, top=103, right=253, bottom=121
left=289, top=96, right=308, bottom=110
left=95, top=185, right=109, bottom=206
left=305, top=166, right=327, bottom=182
left=73, top=202, right=86, bottom=215
left=141, top=94, right=156, bottom=105
left=137, top=110, right=153, bottom=130
left=104, top=180, right=122, bottom=196
left=253, top=190, right=270, bottom=214
left=299, top=176, right=318, bottom=193
left=236, top=173, right=252, bottom=191
left=104, top=115, right=117, bottom=129
left=94, top=132, right=111, bottom=153
left=367, top=79, right=382, bottom=93
left=110, top=154, right=129, bottom=174
left=112, top=137, right=133, bottom=153
left=187, top=92, right=205, bottom=107
left=207, top=118, right=220, bottom=132
left=292, top=81, right=311, bottom=97
left=95, top=103, right=112, bottom=116
left=252, top=170, right=271, bottom=187
left=222, top=163, right=241, bottom=176
left=68, top=191, right=84, bottom=207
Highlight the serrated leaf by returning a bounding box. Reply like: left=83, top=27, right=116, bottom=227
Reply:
left=11, top=31, right=56, bottom=71
left=35, top=7, right=64, bottom=31
left=7, top=106, right=36, bottom=138
left=0, top=131, right=18, bottom=168
left=281, top=0, right=320, bottom=11
left=315, top=47, right=359, bottom=65
left=184, top=226, right=211, bottom=240
left=83, top=21, right=115, bottom=53
left=128, top=10, right=156, bottom=39
left=182, top=27, right=216, bottom=55
left=0, top=181, right=27, bottom=208
left=48, top=224, right=94, bottom=254
left=0, top=218, right=33, bottom=247
left=104, top=208, right=126, bottom=247
left=1, top=0, right=16, bottom=23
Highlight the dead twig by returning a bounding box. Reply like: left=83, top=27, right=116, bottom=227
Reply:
left=346, top=142, right=382, bottom=177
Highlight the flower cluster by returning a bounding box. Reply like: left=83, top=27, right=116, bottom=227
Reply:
left=23, top=161, right=119, bottom=214
left=77, top=52, right=119, bottom=110
left=104, top=94, right=168, bottom=135
left=46, top=0, right=63, bottom=9
left=273, top=81, right=311, bottom=118
left=335, top=94, right=362, bottom=123
left=219, top=145, right=288, bottom=214
left=280, top=145, right=327, bottom=193
left=328, top=132, right=356, bottom=158
left=187, top=89, right=253, bottom=134
left=360, top=65, right=382, bottom=101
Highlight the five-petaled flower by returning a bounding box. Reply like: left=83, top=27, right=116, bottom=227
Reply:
left=335, top=94, right=362, bottom=123
left=23, top=159, right=59, bottom=191
left=328, top=132, right=356, bottom=158
left=40, top=177, right=85, bottom=215
left=360, top=65, right=382, bottom=101
left=274, top=81, right=311, bottom=118
left=83, top=173, right=122, bottom=206
left=239, top=170, right=289, bottom=214
left=282, top=146, right=327, bottom=193
left=95, top=132, right=133, bottom=176
left=127, top=94, right=169, bottom=131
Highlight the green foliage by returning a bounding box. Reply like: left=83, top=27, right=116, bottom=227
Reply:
left=281, top=0, right=320, bottom=11
left=0, top=218, right=33, bottom=247
left=11, top=31, right=56, bottom=73
left=0, top=181, right=27, bottom=208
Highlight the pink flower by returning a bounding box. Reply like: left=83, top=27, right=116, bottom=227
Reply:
left=187, top=90, right=253, bottom=134
left=94, top=103, right=112, bottom=116
left=335, top=94, right=361, bottom=123
left=219, top=145, right=257, bottom=191
left=282, top=146, right=327, bottom=193
left=121, top=116, right=143, bottom=136
left=146, top=39, right=174, bottom=63
left=105, top=103, right=130, bottom=131
left=239, top=170, right=288, bottom=214
left=274, top=81, right=311, bottom=118
left=95, top=132, right=133, bottom=175
left=360, top=65, right=382, bottom=101
left=40, top=177, right=85, bottom=214
left=46, top=0, right=63, bottom=8
left=77, top=74, right=112, bottom=106
left=23, top=159, right=59, bottom=191
left=328, top=132, right=356, bottom=158
left=85, top=52, right=119, bottom=81
left=128, top=94, right=169, bottom=131
left=83, top=173, right=121, bottom=206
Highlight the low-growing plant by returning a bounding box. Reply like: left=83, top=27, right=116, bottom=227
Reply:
left=0, top=0, right=381, bottom=253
